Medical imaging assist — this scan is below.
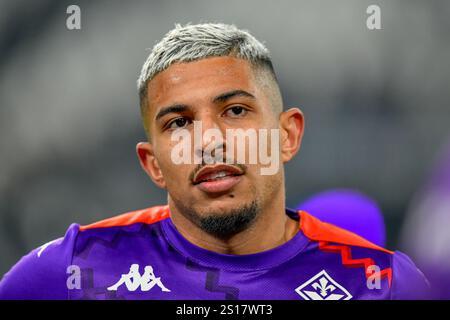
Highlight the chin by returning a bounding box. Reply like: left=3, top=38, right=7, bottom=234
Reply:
left=195, top=196, right=253, bottom=215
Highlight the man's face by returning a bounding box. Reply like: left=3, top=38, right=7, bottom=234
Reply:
left=138, top=56, right=290, bottom=232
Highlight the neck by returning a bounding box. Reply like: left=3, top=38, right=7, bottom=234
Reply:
left=168, top=190, right=299, bottom=255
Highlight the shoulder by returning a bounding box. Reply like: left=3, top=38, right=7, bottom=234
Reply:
left=0, top=223, right=80, bottom=299
left=299, top=211, right=430, bottom=299
left=72, top=205, right=170, bottom=260
left=0, top=205, right=169, bottom=300
left=299, top=210, right=394, bottom=254
left=78, top=205, right=169, bottom=232
left=390, top=251, right=431, bottom=299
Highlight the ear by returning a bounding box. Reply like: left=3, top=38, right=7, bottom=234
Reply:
left=136, top=142, right=166, bottom=189
left=279, top=108, right=304, bottom=163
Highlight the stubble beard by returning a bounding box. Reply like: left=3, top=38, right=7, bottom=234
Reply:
left=171, top=197, right=261, bottom=239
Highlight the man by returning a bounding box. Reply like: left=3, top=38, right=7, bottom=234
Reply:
left=0, top=23, right=429, bottom=300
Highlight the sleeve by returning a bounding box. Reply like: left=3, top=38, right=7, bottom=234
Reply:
left=0, top=223, right=80, bottom=300
left=391, top=250, right=431, bottom=300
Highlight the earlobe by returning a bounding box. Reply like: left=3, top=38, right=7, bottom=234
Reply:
left=279, top=108, right=304, bottom=163
left=136, top=142, right=166, bottom=189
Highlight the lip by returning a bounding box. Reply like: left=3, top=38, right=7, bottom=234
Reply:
left=192, top=164, right=244, bottom=193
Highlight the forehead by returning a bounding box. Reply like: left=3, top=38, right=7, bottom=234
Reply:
left=146, top=56, right=258, bottom=112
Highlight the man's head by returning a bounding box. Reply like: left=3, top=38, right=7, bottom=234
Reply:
left=136, top=23, right=304, bottom=238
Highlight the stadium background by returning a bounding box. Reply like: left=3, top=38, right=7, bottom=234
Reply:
left=1, top=0, right=449, bottom=278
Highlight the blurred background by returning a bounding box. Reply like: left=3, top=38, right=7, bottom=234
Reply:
left=1, top=0, right=449, bottom=292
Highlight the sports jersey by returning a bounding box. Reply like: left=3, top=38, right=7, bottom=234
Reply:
left=0, top=205, right=429, bottom=300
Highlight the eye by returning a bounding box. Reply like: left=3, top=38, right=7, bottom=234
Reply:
left=224, top=106, right=248, bottom=118
left=167, top=117, right=191, bottom=129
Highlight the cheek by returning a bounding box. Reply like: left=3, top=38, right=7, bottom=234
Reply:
left=161, top=161, right=187, bottom=179
left=154, top=139, right=178, bottom=167
left=160, top=161, right=193, bottom=189
left=259, top=170, right=283, bottom=195
left=153, top=136, right=197, bottom=187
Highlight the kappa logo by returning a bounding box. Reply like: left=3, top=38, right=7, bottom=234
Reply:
left=295, top=270, right=352, bottom=300
left=107, top=264, right=171, bottom=292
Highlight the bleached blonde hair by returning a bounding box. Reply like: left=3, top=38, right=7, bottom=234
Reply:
left=137, top=23, right=281, bottom=115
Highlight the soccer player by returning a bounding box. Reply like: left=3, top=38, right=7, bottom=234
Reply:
left=0, top=23, right=429, bottom=300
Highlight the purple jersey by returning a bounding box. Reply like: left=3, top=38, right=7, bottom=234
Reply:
left=0, top=205, right=429, bottom=300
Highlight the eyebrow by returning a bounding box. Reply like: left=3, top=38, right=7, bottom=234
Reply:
left=155, top=104, right=189, bottom=121
left=212, top=89, right=256, bottom=104
left=154, top=89, right=256, bottom=121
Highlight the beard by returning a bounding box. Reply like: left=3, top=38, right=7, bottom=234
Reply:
left=171, top=198, right=261, bottom=239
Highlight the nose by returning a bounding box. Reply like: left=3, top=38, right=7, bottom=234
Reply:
left=193, top=113, right=226, bottom=164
